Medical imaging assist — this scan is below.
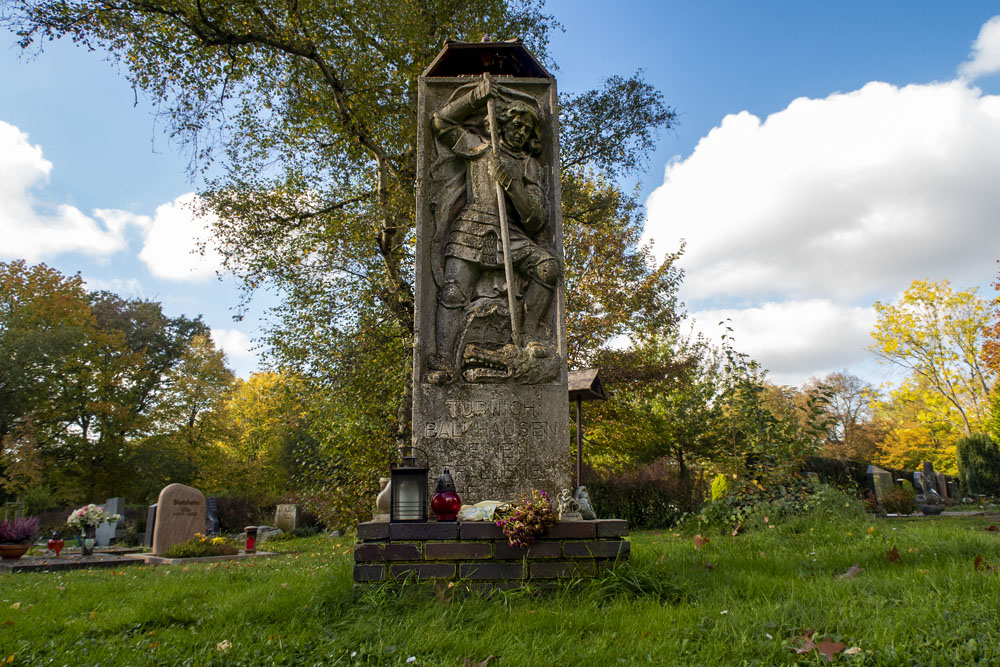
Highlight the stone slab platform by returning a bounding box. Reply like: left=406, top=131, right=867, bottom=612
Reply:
left=354, top=519, right=629, bottom=586
left=124, top=551, right=279, bottom=566
left=0, top=552, right=144, bottom=573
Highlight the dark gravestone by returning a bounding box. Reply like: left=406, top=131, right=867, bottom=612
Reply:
left=935, top=472, right=948, bottom=499
left=206, top=498, right=220, bottom=535
left=866, top=465, right=894, bottom=507
left=142, top=503, right=157, bottom=547
left=919, top=461, right=943, bottom=513
left=947, top=479, right=960, bottom=499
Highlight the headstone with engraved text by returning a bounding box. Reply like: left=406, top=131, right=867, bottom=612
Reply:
left=151, top=484, right=206, bottom=554
left=274, top=504, right=298, bottom=532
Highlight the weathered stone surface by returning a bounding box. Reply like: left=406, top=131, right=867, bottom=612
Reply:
left=529, top=561, right=597, bottom=579
left=459, top=562, right=525, bottom=580
left=493, top=541, right=561, bottom=559
left=142, top=503, right=157, bottom=547
left=595, top=520, right=629, bottom=538
left=866, top=465, right=894, bottom=506
left=274, top=504, right=298, bottom=532
left=412, top=43, right=571, bottom=504
left=548, top=521, right=597, bottom=539
left=390, top=563, right=456, bottom=580
left=460, top=522, right=504, bottom=540
left=357, top=522, right=390, bottom=541
left=425, top=542, right=492, bottom=560
left=354, top=564, right=385, bottom=582
left=389, top=522, right=459, bottom=541
left=563, top=540, right=629, bottom=559
left=94, top=521, right=115, bottom=547
left=151, top=484, right=206, bottom=555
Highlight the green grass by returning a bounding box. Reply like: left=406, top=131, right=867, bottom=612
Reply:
left=2, top=515, right=1000, bottom=666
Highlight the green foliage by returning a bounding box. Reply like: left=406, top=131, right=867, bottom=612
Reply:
left=881, top=486, right=917, bottom=515
left=161, top=534, right=239, bottom=559
left=586, top=479, right=688, bottom=529
left=710, top=473, right=729, bottom=502
left=956, top=432, right=1000, bottom=495
left=212, top=496, right=277, bottom=534
left=697, top=480, right=861, bottom=535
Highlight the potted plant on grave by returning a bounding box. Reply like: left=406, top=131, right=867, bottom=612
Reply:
left=0, top=516, right=40, bottom=560
left=66, top=504, right=120, bottom=557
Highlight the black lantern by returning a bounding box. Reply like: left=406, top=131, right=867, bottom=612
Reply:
left=390, top=448, right=429, bottom=522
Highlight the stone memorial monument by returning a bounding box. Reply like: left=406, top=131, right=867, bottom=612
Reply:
left=151, top=483, right=206, bottom=554
left=274, top=504, right=299, bottom=532
left=411, top=40, right=571, bottom=503
left=866, top=464, right=894, bottom=507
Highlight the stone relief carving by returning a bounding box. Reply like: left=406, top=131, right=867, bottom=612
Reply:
left=425, top=75, right=561, bottom=386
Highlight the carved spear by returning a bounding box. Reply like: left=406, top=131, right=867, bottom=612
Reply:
left=484, top=73, right=524, bottom=349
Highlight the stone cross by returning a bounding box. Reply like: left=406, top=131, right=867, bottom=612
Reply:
left=151, top=483, right=206, bottom=554
left=412, top=41, right=571, bottom=503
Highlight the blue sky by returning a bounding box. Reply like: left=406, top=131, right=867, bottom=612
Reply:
left=3, top=2, right=1000, bottom=385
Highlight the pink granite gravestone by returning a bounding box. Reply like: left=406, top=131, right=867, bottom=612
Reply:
left=151, top=483, right=206, bottom=554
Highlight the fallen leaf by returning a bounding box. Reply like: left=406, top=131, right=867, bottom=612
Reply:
left=974, top=554, right=997, bottom=572
left=657, top=553, right=666, bottom=563
left=843, top=647, right=863, bottom=656
left=148, top=643, right=158, bottom=649
left=1, top=621, right=12, bottom=627
left=693, top=534, right=708, bottom=550
left=763, top=515, right=769, bottom=524
left=703, top=562, right=715, bottom=570
left=731, top=522, right=742, bottom=536
left=88, top=611, right=97, bottom=619
left=866, top=526, right=875, bottom=535
left=8, top=603, right=20, bottom=610
left=460, top=656, right=496, bottom=667
left=642, top=630, right=649, bottom=638
left=794, top=629, right=818, bottom=655
left=986, top=525, right=998, bottom=531
left=217, top=640, right=232, bottom=653
left=759, top=551, right=766, bottom=558
left=886, top=546, right=901, bottom=564
left=816, top=638, right=847, bottom=662
left=907, top=547, right=919, bottom=553
left=838, top=564, right=863, bottom=579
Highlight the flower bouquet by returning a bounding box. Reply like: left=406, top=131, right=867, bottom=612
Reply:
left=67, top=504, right=120, bottom=531
left=495, top=489, right=557, bottom=548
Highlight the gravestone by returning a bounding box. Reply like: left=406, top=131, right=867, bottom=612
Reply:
left=913, top=471, right=924, bottom=491
left=866, top=465, right=894, bottom=507
left=151, top=484, right=206, bottom=554
left=274, top=504, right=298, bottom=532
left=94, top=521, right=115, bottom=547
left=206, top=498, right=220, bottom=535
left=411, top=40, right=571, bottom=503
left=142, top=503, right=157, bottom=547
left=805, top=472, right=820, bottom=483
left=935, top=472, right=948, bottom=499
left=947, top=479, right=960, bottom=499
left=104, top=497, right=126, bottom=539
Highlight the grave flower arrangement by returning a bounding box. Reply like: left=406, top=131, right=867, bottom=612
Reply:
left=66, top=504, right=120, bottom=530
left=161, top=533, right=238, bottom=559
left=0, top=516, right=39, bottom=560
left=0, top=516, right=39, bottom=544
left=496, top=489, right=557, bottom=548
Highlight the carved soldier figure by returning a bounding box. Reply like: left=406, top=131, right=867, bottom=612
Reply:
left=427, top=76, right=561, bottom=384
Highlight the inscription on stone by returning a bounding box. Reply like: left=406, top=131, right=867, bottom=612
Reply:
left=151, top=483, right=206, bottom=554
left=412, top=42, right=572, bottom=503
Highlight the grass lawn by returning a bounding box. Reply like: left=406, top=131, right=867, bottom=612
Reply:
left=2, top=512, right=1000, bottom=665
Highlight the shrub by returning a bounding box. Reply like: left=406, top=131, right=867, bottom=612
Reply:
left=0, top=516, right=39, bottom=543
left=587, top=479, right=691, bottom=529
left=161, top=534, right=239, bottom=558
left=801, top=456, right=868, bottom=490
left=697, top=479, right=861, bottom=534
left=956, top=433, right=1000, bottom=496
left=710, top=474, right=729, bottom=501
left=881, top=486, right=917, bottom=514
left=213, top=496, right=277, bottom=533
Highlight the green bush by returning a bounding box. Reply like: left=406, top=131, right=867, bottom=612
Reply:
left=161, top=534, right=239, bottom=558
left=697, top=479, right=862, bottom=534
left=213, top=496, right=277, bottom=533
left=881, top=486, right=917, bottom=514
left=586, top=477, right=700, bottom=529
left=956, top=433, right=1000, bottom=496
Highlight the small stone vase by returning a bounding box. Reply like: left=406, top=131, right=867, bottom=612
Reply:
left=80, top=525, right=97, bottom=557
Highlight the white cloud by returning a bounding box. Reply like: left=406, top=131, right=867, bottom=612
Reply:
left=645, top=79, right=1000, bottom=305
left=137, top=193, right=224, bottom=281
left=82, top=276, right=147, bottom=297
left=687, top=300, right=877, bottom=387
left=959, top=15, right=1000, bottom=80
left=0, top=121, right=134, bottom=260
left=211, top=328, right=255, bottom=360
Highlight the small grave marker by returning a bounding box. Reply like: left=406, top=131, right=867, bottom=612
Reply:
left=274, top=504, right=298, bottom=532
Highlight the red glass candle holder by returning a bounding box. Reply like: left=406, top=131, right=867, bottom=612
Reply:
left=431, top=469, right=462, bottom=521
left=47, top=538, right=64, bottom=557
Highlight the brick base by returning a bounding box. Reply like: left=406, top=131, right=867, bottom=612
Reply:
left=353, top=519, right=629, bottom=585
